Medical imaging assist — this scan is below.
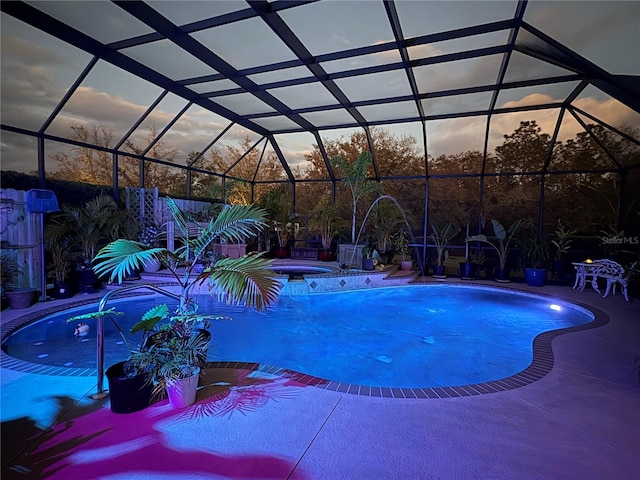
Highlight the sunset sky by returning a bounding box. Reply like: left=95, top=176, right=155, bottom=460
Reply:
left=1, top=1, right=638, bottom=176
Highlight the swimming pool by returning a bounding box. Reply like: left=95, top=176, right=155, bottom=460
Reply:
left=2, top=285, right=595, bottom=389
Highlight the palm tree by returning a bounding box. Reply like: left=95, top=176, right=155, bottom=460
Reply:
left=92, top=197, right=281, bottom=315
left=332, top=151, right=382, bottom=244
left=82, top=197, right=282, bottom=402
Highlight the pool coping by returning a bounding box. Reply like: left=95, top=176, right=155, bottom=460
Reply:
left=0, top=284, right=609, bottom=398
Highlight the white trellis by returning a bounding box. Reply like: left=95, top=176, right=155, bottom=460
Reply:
left=124, top=187, right=161, bottom=226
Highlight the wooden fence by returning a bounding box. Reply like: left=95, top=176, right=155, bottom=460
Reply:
left=0, top=189, right=41, bottom=290
left=1, top=188, right=214, bottom=293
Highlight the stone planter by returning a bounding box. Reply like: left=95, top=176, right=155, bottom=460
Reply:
left=338, top=244, right=366, bottom=267
left=5, top=287, right=37, bottom=309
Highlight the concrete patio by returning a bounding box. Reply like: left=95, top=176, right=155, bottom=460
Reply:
left=1, top=279, right=639, bottom=480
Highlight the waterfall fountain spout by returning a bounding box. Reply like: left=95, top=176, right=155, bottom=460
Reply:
left=347, top=195, right=425, bottom=275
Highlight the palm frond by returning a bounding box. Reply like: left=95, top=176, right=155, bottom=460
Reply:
left=93, top=239, right=167, bottom=283
left=166, top=197, right=192, bottom=244
left=66, top=307, right=123, bottom=323
left=198, top=253, right=281, bottom=312
left=190, top=204, right=268, bottom=260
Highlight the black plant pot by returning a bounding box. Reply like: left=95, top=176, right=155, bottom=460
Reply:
left=459, top=262, right=476, bottom=280
left=105, top=361, right=152, bottom=414
left=51, top=282, right=75, bottom=299
left=495, top=267, right=511, bottom=283
left=433, top=264, right=446, bottom=278
left=525, top=268, right=548, bottom=287
left=75, top=268, right=101, bottom=293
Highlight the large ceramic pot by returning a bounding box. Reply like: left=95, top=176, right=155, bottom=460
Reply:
left=432, top=265, right=446, bottom=278
left=459, top=262, right=476, bottom=280
left=400, top=260, right=412, bottom=271
left=318, top=248, right=335, bottom=262
left=525, top=267, right=548, bottom=287
left=5, top=288, right=37, bottom=309
left=274, top=246, right=290, bottom=259
left=495, top=267, right=511, bottom=283
left=142, top=258, right=162, bottom=273
left=105, top=361, right=152, bottom=414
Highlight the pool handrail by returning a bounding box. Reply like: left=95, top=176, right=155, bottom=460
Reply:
left=92, top=284, right=181, bottom=399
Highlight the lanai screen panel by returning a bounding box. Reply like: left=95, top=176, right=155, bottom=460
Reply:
left=1, top=0, right=638, bottom=190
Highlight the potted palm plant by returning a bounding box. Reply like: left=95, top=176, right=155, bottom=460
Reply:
left=467, top=219, right=523, bottom=282
left=310, top=197, right=344, bottom=261
left=74, top=198, right=281, bottom=411
left=551, top=219, right=576, bottom=277
left=45, top=233, right=75, bottom=299
left=332, top=151, right=382, bottom=266
left=394, top=228, right=413, bottom=271
left=367, top=203, right=404, bottom=264
left=361, top=244, right=381, bottom=271
left=429, top=222, right=461, bottom=278
left=48, top=194, right=123, bottom=292
left=331, top=151, right=382, bottom=245
left=259, top=185, right=296, bottom=258
left=520, top=234, right=551, bottom=287
left=1, top=250, right=36, bottom=309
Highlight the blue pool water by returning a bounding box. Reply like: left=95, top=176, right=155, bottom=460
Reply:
left=2, top=285, right=594, bottom=388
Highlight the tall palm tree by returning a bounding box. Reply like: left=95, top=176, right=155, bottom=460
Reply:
left=332, top=151, right=382, bottom=244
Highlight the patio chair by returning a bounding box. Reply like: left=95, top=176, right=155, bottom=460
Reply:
left=599, top=260, right=635, bottom=303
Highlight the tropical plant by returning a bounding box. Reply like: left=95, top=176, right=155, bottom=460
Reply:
left=520, top=235, right=551, bottom=269
left=466, top=219, right=523, bottom=271
left=310, top=197, right=345, bottom=250
left=45, top=233, right=74, bottom=285
left=0, top=250, right=21, bottom=293
left=332, top=151, right=382, bottom=244
left=70, top=197, right=282, bottom=399
left=259, top=185, right=296, bottom=248
left=393, top=228, right=411, bottom=262
left=366, top=203, right=404, bottom=258
left=429, top=222, right=461, bottom=266
left=125, top=305, right=212, bottom=398
left=551, top=219, right=576, bottom=262
left=47, top=194, right=123, bottom=267
left=93, top=198, right=280, bottom=313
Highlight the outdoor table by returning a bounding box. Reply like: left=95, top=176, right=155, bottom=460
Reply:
left=572, top=262, right=601, bottom=293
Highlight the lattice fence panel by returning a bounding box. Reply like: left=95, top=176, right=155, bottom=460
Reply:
left=125, top=187, right=161, bottom=226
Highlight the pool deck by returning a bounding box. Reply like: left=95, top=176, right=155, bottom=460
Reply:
left=1, top=270, right=639, bottom=479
